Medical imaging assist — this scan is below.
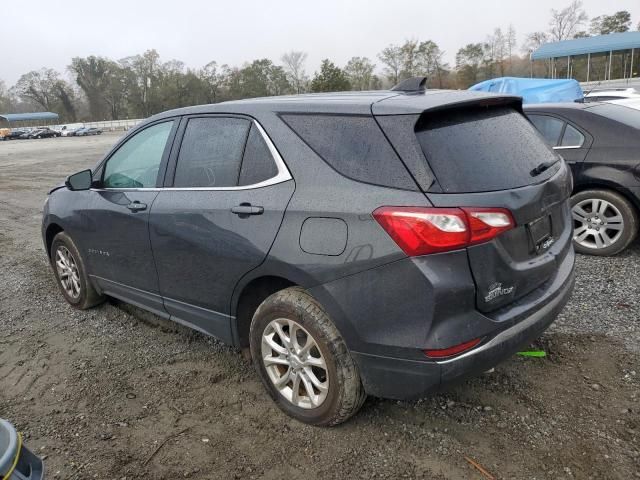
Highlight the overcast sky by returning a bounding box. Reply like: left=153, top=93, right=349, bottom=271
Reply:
left=2, top=0, right=639, bottom=86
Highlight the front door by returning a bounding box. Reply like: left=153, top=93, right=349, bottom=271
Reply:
left=149, top=116, right=294, bottom=342
left=84, top=120, right=177, bottom=315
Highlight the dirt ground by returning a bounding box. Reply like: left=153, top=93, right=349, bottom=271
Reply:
left=0, top=133, right=638, bottom=480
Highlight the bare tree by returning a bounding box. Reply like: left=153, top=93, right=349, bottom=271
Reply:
left=377, top=44, right=403, bottom=84
left=548, top=1, right=588, bottom=41
left=345, top=57, right=375, bottom=90
left=456, top=43, right=485, bottom=87
left=416, top=40, right=447, bottom=87
left=482, top=30, right=506, bottom=77
left=490, top=28, right=507, bottom=76
left=13, top=69, right=76, bottom=120
left=506, top=25, right=517, bottom=74
left=522, top=31, right=549, bottom=54
left=281, top=51, right=308, bottom=94
left=400, top=39, right=421, bottom=78
left=200, top=61, right=225, bottom=103
left=0, top=80, right=9, bottom=112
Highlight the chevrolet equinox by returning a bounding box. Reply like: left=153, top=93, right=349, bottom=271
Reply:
left=42, top=79, right=576, bottom=426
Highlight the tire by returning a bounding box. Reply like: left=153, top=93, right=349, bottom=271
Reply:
left=50, top=232, right=105, bottom=309
left=250, top=287, right=366, bottom=426
left=36, top=135, right=41, bottom=139
left=570, top=189, right=638, bottom=256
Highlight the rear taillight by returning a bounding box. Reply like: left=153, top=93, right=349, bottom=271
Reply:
left=373, top=206, right=514, bottom=256
left=463, top=208, right=514, bottom=246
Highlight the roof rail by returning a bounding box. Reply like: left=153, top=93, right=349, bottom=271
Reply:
left=391, top=76, right=427, bottom=92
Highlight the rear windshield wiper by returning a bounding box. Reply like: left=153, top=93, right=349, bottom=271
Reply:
left=530, top=158, right=560, bottom=177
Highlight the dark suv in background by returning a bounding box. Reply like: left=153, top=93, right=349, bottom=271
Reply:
left=43, top=82, right=575, bottom=425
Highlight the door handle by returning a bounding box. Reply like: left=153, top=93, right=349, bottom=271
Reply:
left=231, top=204, right=264, bottom=216
left=127, top=201, right=147, bottom=212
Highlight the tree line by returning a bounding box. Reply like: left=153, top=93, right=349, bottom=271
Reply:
left=0, top=2, right=637, bottom=123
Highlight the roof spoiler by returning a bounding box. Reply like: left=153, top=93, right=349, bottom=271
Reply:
left=391, top=76, right=427, bottom=93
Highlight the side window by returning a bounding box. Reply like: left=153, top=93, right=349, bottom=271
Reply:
left=174, top=117, right=251, bottom=188
left=103, top=121, right=174, bottom=188
left=560, top=124, right=585, bottom=147
left=528, top=115, right=564, bottom=146
left=281, top=114, right=416, bottom=190
left=238, top=125, right=279, bottom=186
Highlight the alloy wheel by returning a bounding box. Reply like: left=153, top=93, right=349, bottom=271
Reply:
left=55, top=246, right=81, bottom=299
left=572, top=198, right=624, bottom=250
left=261, top=318, right=329, bottom=409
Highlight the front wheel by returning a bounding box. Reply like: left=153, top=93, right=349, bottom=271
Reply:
left=250, top=287, right=366, bottom=426
left=571, top=189, right=638, bottom=256
left=51, top=232, right=105, bottom=309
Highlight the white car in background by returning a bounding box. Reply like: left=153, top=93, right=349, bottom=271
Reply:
left=584, top=87, right=640, bottom=103
left=607, top=97, right=640, bottom=111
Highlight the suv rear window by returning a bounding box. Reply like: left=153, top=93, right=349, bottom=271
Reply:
left=416, top=106, right=559, bottom=193
left=281, top=114, right=416, bottom=190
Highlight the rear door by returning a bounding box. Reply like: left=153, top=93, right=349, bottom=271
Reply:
left=526, top=113, right=591, bottom=166
left=149, top=115, right=294, bottom=342
left=378, top=105, right=573, bottom=313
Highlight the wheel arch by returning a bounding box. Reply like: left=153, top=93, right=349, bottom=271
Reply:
left=232, top=275, right=298, bottom=349
left=45, top=223, right=65, bottom=258
left=572, top=181, right=640, bottom=214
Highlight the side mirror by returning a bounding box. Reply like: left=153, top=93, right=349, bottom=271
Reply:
left=65, top=169, right=93, bottom=191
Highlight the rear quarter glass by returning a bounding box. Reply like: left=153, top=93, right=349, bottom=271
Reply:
left=280, top=114, right=417, bottom=190
left=416, top=106, right=560, bottom=193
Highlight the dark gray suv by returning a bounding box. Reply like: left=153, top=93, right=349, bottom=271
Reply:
left=42, top=83, right=576, bottom=425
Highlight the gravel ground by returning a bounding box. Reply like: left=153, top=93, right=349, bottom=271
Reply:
left=0, top=134, right=638, bottom=479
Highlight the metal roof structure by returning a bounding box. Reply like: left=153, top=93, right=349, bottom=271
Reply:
left=532, top=31, right=640, bottom=60
left=0, top=112, right=59, bottom=122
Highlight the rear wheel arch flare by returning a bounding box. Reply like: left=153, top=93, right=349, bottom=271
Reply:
left=234, top=276, right=297, bottom=349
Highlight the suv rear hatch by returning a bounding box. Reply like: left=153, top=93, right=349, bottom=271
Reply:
left=375, top=95, right=573, bottom=313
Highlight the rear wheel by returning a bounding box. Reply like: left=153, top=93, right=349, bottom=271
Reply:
left=571, top=189, right=638, bottom=256
left=250, top=287, right=366, bottom=426
left=51, top=232, right=105, bottom=309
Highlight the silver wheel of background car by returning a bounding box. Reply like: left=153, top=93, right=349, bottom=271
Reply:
left=261, top=317, right=329, bottom=409
left=572, top=198, right=624, bottom=250
left=55, top=246, right=81, bottom=299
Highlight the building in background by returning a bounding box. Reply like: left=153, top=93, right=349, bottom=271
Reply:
left=531, top=31, right=640, bottom=89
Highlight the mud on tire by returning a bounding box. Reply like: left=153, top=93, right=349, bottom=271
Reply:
left=249, top=287, right=366, bottom=426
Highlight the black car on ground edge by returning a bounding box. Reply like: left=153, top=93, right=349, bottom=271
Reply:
left=525, top=101, right=640, bottom=256
left=26, top=128, right=60, bottom=139
left=42, top=83, right=575, bottom=426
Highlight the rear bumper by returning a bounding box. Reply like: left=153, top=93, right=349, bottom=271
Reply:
left=350, top=253, right=575, bottom=400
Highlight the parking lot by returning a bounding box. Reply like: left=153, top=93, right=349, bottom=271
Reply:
left=0, top=133, right=638, bottom=479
